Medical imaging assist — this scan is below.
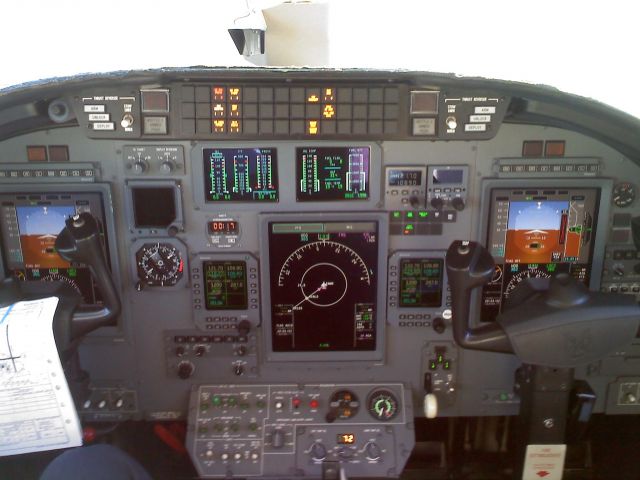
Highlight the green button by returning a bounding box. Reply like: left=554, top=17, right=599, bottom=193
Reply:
left=249, top=422, right=258, bottom=431
left=211, top=396, right=222, bottom=406
left=499, top=393, right=509, bottom=402
left=405, top=224, right=414, bottom=231
left=227, top=396, right=237, bottom=407
left=256, top=400, right=266, bottom=409
left=443, top=360, right=451, bottom=370
left=429, top=360, right=437, bottom=370
left=392, top=211, right=401, bottom=218
left=437, top=354, right=444, bottom=364
left=418, top=211, right=429, bottom=218
left=406, top=212, right=414, bottom=218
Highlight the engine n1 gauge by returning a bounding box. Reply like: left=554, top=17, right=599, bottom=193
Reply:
left=131, top=238, right=188, bottom=289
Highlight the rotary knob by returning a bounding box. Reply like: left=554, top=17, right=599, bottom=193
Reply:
left=310, top=442, right=327, bottom=461
left=430, top=197, right=444, bottom=210
left=177, top=361, right=194, bottom=379
left=160, top=161, right=174, bottom=175
left=365, top=442, right=382, bottom=461
left=451, top=196, right=465, bottom=211
left=121, top=113, right=134, bottom=128
left=132, top=160, right=148, bottom=175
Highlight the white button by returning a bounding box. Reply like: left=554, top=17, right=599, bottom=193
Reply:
left=474, top=106, right=496, bottom=114
left=234, top=453, right=242, bottom=460
left=88, top=113, right=110, bottom=121
left=469, top=114, right=491, bottom=123
left=275, top=401, right=284, bottom=409
left=221, top=453, right=229, bottom=461
left=84, top=105, right=105, bottom=113
left=251, top=452, right=259, bottom=460
left=92, top=122, right=115, bottom=131
left=464, top=124, right=486, bottom=132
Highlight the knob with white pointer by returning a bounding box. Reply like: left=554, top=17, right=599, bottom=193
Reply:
left=121, top=113, right=134, bottom=128
left=132, top=159, right=148, bottom=175
left=430, top=197, right=444, bottom=209
left=159, top=160, right=174, bottom=175
left=310, top=442, right=327, bottom=461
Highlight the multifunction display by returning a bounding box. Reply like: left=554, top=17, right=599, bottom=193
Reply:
left=399, top=258, right=443, bottom=308
left=203, top=147, right=278, bottom=202
left=268, top=221, right=379, bottom=351
left=296, top=147, right=370, bottom=201
left=0, top=192, right=108, bottom=307
left=203, top=261, right=248, bottom=310
left=481, top=187, right=600, bottom=321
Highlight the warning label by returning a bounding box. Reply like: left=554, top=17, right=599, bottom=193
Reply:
left=522, top=444, right=566, bottom=480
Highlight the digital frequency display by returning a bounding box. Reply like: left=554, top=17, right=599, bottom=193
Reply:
left=296, top=147, right=370, bottom=201
left=481, top=188, right=600, bottom=322
left=203, top=148, right=278, bottom=202
left=388, top=169, right=422, bottom=187
left=432, top=168, right=464, bottom=184
left=203, top=261, right=248, bottom=310
left=268, top=221, right=379, bottom=352
left=0, top=193, right=109, bottom=307
left=399, top=258, right=443, bottom=308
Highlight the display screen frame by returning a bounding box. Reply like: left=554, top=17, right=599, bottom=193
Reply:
left=295, top=146, right=371, bottom=202
left=0, top=183, right=122, bottom=321
left=202, top=147, right=279, bottom=203
left=203, top=260, right=249, bottom=310
left=475, top=178, right=612, bottom=325
left=259, top=212, right=389, bottom=362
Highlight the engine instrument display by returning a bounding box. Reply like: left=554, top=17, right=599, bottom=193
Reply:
left=296, top=147, right=370, bottom=201
left=0, top=192, right=108, bottom=307
left=481, top=187, right=600, bottom=321
left=268, top=221, right=379, bottom=352
left=203, top=147, right=278, bottom=202
left=399, top=258, right=443, bottom=308
left=203, top=261, right=248, bottom=310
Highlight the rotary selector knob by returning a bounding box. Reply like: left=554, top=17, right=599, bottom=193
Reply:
left=132, top=160, right=148, bottom=175
left=365, top=442, right=382, bottom=461
left=177, top=361, right=194, bottom=379
left=430, top=197, right=444, bottom=210
left=310, top=442, right=327, bottom=461
left=451, top=196, right=465, bottom=211
left=160, top=161, right=174, bottom=175
left=446, top=116, right=457, bottom=130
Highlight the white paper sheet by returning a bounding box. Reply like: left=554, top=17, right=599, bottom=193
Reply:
left=0, top=297, right=82, bottom=456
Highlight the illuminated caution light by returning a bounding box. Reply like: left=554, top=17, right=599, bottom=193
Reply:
left=307, top=120, right=319, bottom=135
left=403, top=224, right=414, bottom=235
left=229, top=87, right=241, bottom=100
left=213, top=119, right=226, bottom=132
left=322, top=104, right=335, bottom=119
left=323, top=88, right=334, bottom=101
left=212, top=103, right=226, bottom=117
left=229, top=103, right=241, bottom=117
left=229, top=120, right=241, bottom=133
left=212, top=86, right=225, bottom=101
left=307, top=94, right=319, bottom=103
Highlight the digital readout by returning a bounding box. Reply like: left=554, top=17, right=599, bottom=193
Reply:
left=296, top=147, right=370, bottom=201
left=399, top=258, right=443, bottom=308
left=203, top=148, right=278, bottom=202
left=203, top=261, right=248, bottom=310
left=337, top=433, right=356, bottom=444
left=207, top=220, right=239, bottom=235
left=388, top=169, right=422, bottom=187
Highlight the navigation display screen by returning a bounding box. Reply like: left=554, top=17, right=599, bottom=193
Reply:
left=0, top=192, right=109, bottom=307
left=399, top=258, right=443, bottom=308
left=203, top=147, right=278, bottom=202
left=203, top=261, right=248, bottom=310
left=268, top=221, right=379, bottom=351
left=481, top=187, right=600, bottom=322
left=296, top=147, right=370, bottom=201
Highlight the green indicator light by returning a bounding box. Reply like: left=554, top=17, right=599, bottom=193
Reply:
left=211, top=396, right=222, bottom=406
left=392, top=211, right=401, bottom=218
left=68, top=268, right=77, bottom=277
left=547, top=264, right=557, bottom=272
left=437, top=354, right=444, bottom=364
left=443, top=361, right=451, bottom=370
left=406, top=212, right=414, bottom=218
left=499, top=393, right=509, bottom=402
left=429, top=361, right=437, bottom=370
left=405, top=224, right=414, bottom=231
left=418, top=211, right=428, bottom=218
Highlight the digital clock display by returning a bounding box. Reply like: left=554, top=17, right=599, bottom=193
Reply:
left=208, top=220, right=239, bottom=235
left=337, top=433, right=356, bottom=444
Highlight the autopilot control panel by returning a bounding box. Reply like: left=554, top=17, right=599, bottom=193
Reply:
left=0, top=69, right=639, bottom=478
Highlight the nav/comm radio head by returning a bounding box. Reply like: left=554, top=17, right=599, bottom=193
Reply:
left=479, top=179, right=612, bottom=322
left=0, top=184, right=120, bottom=310
left=260, top=212, right=389, bottom=362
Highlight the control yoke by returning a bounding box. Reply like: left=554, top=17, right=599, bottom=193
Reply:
left=55, top=212, right=121, bottom=336
left=445, top=240, right=639, bottom=367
